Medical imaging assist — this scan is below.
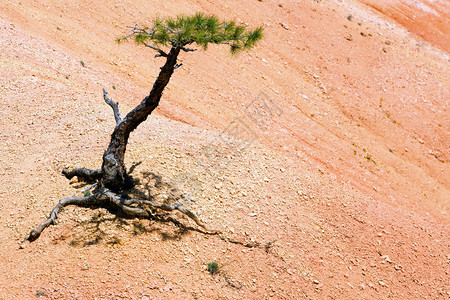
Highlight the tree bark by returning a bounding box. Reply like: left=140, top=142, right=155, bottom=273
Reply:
left=100, top=46, right=181, bottom=191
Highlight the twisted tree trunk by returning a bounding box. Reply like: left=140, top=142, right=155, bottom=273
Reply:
left=26, top=47, right=185, bottom=242
left=100, top=46, right=181, bottom=191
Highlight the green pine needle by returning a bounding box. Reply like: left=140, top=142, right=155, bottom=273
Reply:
left=119, top=13, right=263, bottom=54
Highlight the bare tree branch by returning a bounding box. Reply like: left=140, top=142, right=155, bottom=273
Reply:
left=180, top=46, right=197, bottom=52
left=162, top=26, right=183, bottom=34
left=102, top=88, right=122, bottom=124
left=144, top=43, right=168, bottom=57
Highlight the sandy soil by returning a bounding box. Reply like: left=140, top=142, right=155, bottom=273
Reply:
left=0, top=0, right=448, bottom=299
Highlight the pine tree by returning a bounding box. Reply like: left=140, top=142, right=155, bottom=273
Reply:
left=26, top=13, right=263, bottom=242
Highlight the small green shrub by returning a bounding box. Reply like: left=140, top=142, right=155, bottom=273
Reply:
left=207, top=262, right=219, bottom=275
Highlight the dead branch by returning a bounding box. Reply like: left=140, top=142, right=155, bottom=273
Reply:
left=102, top=88, right=122, bottom=124
left=180, top=46, right=197, bottom=52
left=144, top=43, right=168, bottom=57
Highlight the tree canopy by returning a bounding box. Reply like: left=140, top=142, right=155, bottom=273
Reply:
left=119, top=12, right=264, bottom=54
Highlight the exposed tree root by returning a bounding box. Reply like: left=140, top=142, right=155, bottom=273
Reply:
left=26, top=172, right=270, bottom=252
left=152, top=215, right=264, bottom=249
left=25, top=186, right=218, bottom=243
left=224, top=274, right=243, bottom=290
left=62, top=168, right=102, bottom=183
left=27, top=194, right=103, bottom=242
left=25, top=186, right=270, bottom=252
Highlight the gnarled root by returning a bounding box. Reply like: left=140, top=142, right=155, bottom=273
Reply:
left=26, top=194, right=103, bottom=242
left=102, top=190, right=215, bottom=232
left=25, top=185, right=267, bottom=251
left=62, top=168, right=102, bottom=183
left=25, top=188, right=216, bottom=242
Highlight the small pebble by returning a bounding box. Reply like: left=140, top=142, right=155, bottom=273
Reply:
left=379, top=280, right=387, bottom=287
left=279, top=23, right=289, bottom=30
